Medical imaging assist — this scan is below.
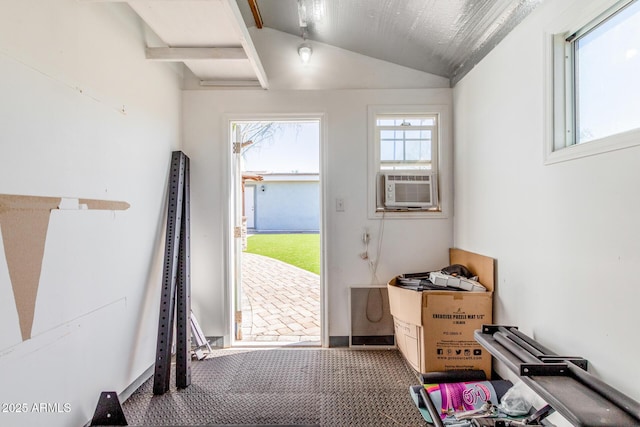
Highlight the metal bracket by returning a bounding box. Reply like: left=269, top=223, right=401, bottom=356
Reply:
left=520, top=362, right=569, bottom=377
left=481, top=324, right=518, bottom=334
left=89, top=391, right=127, bottom=426
left=524, top=404, right=556, bottom=425
left=539, top=356, right=588, bottom=371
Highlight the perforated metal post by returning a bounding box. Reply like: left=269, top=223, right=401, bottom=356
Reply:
left=175, top=155, right=191, bottom=389
left=153, top=151, right=186, bottom=395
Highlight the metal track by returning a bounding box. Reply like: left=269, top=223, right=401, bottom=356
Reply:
left=176, top=155, right=191, bottom=389
left=153, top=151, right=191, bottom=395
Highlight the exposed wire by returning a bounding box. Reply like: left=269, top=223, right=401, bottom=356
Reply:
left=365, top=212, right=386, bottom=323
left=368, top=211, right=386, bottom=286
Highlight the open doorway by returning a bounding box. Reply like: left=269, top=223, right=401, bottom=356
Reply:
left=229, top=118, right=322, bottom=346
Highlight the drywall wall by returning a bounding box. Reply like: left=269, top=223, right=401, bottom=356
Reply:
left=0, top=1, right=182, bottom=426
left=183, top=87, right=453, bottom=342
left=453, top=0, right=640, bottom=416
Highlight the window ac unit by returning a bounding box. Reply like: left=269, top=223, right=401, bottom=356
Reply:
left=382, top=171, right=437, bottom=208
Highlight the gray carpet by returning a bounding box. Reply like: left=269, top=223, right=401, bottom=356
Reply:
left=123, top=348, right=426, bottom=426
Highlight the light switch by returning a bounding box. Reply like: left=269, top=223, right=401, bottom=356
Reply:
left=336, top=198, right=345, bottom=212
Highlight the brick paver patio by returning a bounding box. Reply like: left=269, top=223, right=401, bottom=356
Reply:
left=240, top=252, right=321, bottom=344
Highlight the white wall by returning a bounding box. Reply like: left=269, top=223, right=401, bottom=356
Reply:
left=183, top=86, right=453, bottom=341
left=453, top=0, right=640, bottom=411
left=0, top=1, right=182, bottom=426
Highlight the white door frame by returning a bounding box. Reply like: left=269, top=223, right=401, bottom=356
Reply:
left=223, top=113, right=328, bottom=347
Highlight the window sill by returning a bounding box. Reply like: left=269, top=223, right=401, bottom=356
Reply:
left=545, top=127, right=640, bottom=165
left=368, top=208, right=447, bottom=220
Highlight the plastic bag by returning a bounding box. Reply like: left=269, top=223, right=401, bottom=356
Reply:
left=497, top=381, right=534, bottom=416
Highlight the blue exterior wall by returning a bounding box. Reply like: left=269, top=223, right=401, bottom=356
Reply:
left=248, top=181, right=319, bottom=231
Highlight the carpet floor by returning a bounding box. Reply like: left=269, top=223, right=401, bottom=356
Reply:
left=122, top=348, right=426, bottom=426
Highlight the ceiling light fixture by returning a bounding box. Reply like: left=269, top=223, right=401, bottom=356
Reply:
left=298, top=44, right=312, bottom=64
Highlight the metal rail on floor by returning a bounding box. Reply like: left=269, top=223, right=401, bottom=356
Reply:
left=475, top=325, right=640, bottom=426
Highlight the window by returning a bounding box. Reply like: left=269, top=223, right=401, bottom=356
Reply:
left=377, top=115, right=437, bottom=171
left=548, top=0, right=640, bottom=163
left=368, top=105, right=448, bottom=218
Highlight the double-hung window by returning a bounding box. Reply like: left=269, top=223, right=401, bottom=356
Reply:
left=548, top=0, right=640, bottom=162
left=368, top=105, right=447, bottom=217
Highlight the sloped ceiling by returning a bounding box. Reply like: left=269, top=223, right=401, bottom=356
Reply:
left=237, top=0, right=543, bottom=86
left=121, top=0, right=542, bottom=88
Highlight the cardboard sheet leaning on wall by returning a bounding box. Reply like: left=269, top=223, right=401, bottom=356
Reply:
left=0, top=194, right=129, bottom=341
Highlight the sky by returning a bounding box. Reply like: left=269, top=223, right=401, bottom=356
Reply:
left=577, top=0, right=640, bottom=143
left=240, top=121, right=320, bottom=173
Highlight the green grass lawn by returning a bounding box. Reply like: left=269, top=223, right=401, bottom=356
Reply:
left=245, top=233, right=320, bottom=275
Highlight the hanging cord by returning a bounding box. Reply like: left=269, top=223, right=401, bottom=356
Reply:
left=365, top=211, right=386, bottom=323
left=368, top=211, right=386, bottom=285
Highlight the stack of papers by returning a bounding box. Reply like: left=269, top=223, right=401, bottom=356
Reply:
left=429, top=271, right=486, bottom=292
left=396, top=271, right=486, bottom=292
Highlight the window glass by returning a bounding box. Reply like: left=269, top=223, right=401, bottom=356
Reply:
left=377, top=116, right=435, bottom=170
left=574, top=0, right=640, bottom=143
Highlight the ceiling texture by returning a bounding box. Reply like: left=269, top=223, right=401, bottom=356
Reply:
left=122, top=0, right=543, bottom=88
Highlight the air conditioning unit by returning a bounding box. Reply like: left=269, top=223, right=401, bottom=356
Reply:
left=382, top=171, right=438, bottom=208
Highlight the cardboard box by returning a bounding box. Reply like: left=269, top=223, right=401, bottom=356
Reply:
left=388, top=248, right=494, bottom=377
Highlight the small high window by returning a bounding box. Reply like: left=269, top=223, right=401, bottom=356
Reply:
left=548, top=0, right=640, bottom=163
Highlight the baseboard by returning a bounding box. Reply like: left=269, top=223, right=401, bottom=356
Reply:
left=206, top=336, right=224, bottom=348
left=120, top=364, right=154, bottom=402
left=350, top=335, right=395, bottom=346
left=329, top=336, right=349, bottom=347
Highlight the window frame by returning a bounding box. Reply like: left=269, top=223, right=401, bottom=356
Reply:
left=367, top=105, right=448, bottom=219
left=546, top=0, right=640, bottom=164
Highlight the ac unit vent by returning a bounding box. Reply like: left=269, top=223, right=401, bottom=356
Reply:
left=387, top=174, right=431, bottom=182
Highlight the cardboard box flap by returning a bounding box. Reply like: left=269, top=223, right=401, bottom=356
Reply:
left=387, top=278, right=425, bottom=325
left=450, top=248, right=495, bottom=292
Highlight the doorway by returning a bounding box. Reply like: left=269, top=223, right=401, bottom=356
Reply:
left=229, top=118, right=322, bottom=346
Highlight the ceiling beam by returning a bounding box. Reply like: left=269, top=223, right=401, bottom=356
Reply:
left=199, top=79, right=261, bottom=88
left=145, top=47, right=247, bottom=61
left=221, top=0, right=269, bottom=89
left=247, top=0, right=263, bottom=29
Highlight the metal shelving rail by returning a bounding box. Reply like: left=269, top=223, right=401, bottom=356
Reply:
left=475, top=325, right=640, bottom=427
left=153, top=151, right=192, bottom=395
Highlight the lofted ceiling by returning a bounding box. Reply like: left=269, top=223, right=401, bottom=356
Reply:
left=121, top=0, right=543, bottom=88
left=237, top=0, right=543, bottom=86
